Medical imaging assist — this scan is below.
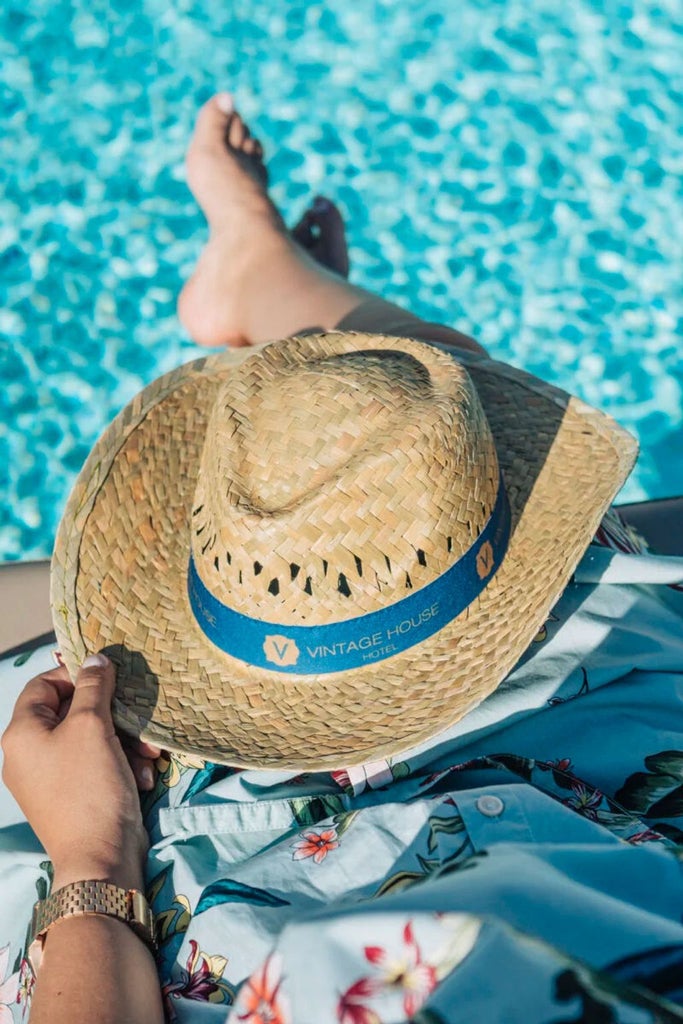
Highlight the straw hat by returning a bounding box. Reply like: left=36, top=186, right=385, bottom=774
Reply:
left=51, top=332, right=637, bottom=770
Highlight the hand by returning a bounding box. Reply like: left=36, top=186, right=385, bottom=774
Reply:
left=1, top=654, right=159, bottom=892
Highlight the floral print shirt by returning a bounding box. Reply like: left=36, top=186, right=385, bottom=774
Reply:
left=1, top=508, right=683, bottom=1023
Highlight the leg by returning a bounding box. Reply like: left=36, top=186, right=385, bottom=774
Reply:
left=617, top=497, right=683, bottom=556
left=0, top=560, right=52, bottom=655
left=178, top=94, right=487, bottom=358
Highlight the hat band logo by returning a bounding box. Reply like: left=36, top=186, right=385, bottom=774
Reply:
left=263, top=635, right=300, bottom=667
left=188, top=472, right=510, bottom=675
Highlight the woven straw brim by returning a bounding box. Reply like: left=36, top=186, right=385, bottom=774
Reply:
left=51, top=333, right=637, bottom=770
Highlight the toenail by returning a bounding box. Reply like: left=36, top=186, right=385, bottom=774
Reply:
left=216, top=92, right=234, bottom=114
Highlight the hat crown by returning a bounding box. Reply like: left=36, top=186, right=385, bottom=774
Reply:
left=191, top=335, right=499, bottom=625
left=230, top=349, right=432, bottom=512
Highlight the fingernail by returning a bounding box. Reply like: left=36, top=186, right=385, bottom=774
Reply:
left=141, top=766, right=155, bottom=789
left=313, top=196, right=332, bottom=214
left=216, top=92, right=233, bottom=114
left=82, top=653, right=109, bottom=669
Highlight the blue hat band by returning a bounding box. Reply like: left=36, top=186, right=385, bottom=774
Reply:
left=188, top=471, right=510, bottom=675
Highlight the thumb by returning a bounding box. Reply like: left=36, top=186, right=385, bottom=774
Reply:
left=68, top=653, right=116, bottom=719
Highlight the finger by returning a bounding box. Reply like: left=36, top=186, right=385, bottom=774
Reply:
left=125, top=751, right=157, bottom=791
left=121, top=735, right=163, bottom=759
left=136, top=740, right=163, bottom=758
left=11, top=667, right=76, bottom=725
left=68, top=654, right=116, bottom=719
left=56, top=692, right=73, bottom=723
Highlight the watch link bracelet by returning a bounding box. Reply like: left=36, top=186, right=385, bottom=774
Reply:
left=28, top=879, right=156, bottom=971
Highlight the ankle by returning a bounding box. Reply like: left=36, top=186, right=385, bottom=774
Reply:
left=235, top=235, right=320, bottom=340
left=207, top=190, right=286, bottom=239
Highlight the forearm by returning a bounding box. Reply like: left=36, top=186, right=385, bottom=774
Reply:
left=2, top=657, right=165, bottom=1024
left=29, top=856, right=163, bottom=1024
left=29, top=913, right=164, bottom=1024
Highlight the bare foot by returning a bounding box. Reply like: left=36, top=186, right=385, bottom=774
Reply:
left=178, top=94, right=351, bottom=347
left=291, top=196, right=350, bottom=279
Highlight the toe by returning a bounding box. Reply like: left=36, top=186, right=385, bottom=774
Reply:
left=227, top=113, right=247, bottom=149
left=185, top=91, right=274, bottom=227
left=215, top=92, right=234, bottom=114
left=197, top=95, right=224, bottom=125
left=292, top=207, right=315, bottom=248
left=292, top=197, right=350, bottom=278
left=313, top=197, right=348, bottom=245
left=192, top=94, right=234, bottom=153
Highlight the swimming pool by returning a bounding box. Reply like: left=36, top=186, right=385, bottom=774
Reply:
left=1, top=0, right=681, bottom=562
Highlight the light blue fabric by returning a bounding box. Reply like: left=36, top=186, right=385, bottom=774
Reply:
left=1, top=512, right=682, bottom=1023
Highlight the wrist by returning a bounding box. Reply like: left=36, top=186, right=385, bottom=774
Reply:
left=28, top=877, right=158, bottom=975
left=52, top=856, right=145, bottom=895
left=50, top=828, right=148, bottom=895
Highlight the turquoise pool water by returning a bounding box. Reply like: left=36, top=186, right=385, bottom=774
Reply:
left=1, top=0, right=681, bottom=562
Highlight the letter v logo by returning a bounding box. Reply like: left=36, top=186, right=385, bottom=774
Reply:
left=263, top=634, right=300, bottom=667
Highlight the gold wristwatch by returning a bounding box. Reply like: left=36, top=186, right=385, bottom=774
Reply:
left=28, top=880, right=156, bottom=971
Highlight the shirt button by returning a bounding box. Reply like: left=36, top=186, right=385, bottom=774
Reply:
left=476, top=794, right=505, bottom=817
